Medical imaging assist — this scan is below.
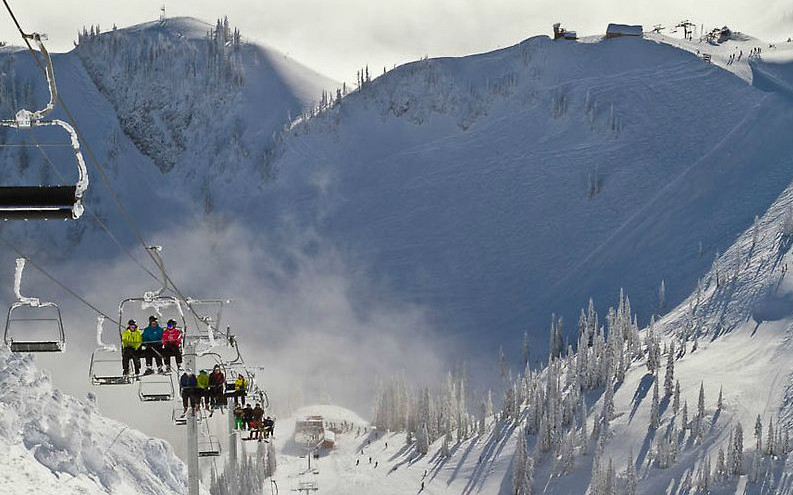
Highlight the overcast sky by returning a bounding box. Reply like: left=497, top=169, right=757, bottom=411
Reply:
left=1, top=0, right=791, bottom=83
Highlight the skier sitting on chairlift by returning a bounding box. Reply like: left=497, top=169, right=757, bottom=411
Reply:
left=262, top=416, right=275, bottom=439
left=242, top=403, right=254, bottom=431
left=250, top=403, right=265, bottom=440
left=121, top=320, right=142, bottom=377
left=233, top=374, right=247, bottom=404
left=161, top=319, right=183, bottom=372
left=180, top=369, right=198, bottom=414
left=141, top=316, right=164, bottom=375
left=209, top=365, right=225, bottom=408
left=196, top=369, right=210, bottom=409
left=233, top=403, right=244, bottom=429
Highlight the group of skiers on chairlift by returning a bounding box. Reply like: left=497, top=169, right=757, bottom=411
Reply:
left=121, top=315, right=182, bottom=377
left=233, top=402, right=275, bottom=441
left=178, top=365, right=236, bottom=413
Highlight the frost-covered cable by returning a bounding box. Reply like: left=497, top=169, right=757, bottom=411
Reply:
left=28, top=132, right=163, bottom=284
left=0, top=235, right=120, bottom=326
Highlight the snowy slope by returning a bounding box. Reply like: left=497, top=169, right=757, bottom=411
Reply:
left=0, top=346, right=194, bottom=495
left=229, top=32, right=793, bottom=355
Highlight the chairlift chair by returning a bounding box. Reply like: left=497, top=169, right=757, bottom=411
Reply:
left=89, top=315, right=132, bottom=385
left=184, top=298, right=229, bottom=347
left=118, top=247, right=187, bottom=369
left=173, top=407, right=187, bottom=426
left=3, top=258, right=65, bottom=352
left=0, top=33, right=88, bottom=221
left=139, top=373, right=174, bottom=402
left=198, top=435, right=221, bottom=457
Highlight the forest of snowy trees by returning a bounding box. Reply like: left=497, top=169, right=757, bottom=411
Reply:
left=373, top=290, right=792, bottom=495
left=209, top=439, right=277, bottom=495
left=75, top=17, right=246, bottom=173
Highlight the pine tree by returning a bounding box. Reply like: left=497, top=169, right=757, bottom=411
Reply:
left=513, top=431, right=532, bottom=495
left=625, top=449, right=637, bottom=495
left=673, top=380, right=680, bottom=414
left=754, top=415, right=763, bottom=452
left=732, top=422, right=744, bottom=475
left=664, top=342, right=675, bottom=396
left=681, top=401, right=688, bottom=430
left=715, top=447, right=726, bottom=481
left=416, top=423, right=429, bottom=455
left=650, top=378, right=660, bottom=430
left=766, top=417, right=774, bottom=455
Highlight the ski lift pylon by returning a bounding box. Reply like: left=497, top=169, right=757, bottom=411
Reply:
left=3, top=257, right=65, bottom=352
left=0, top=33, right=88, bottom=221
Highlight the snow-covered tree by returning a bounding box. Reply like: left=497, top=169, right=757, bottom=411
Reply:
left=624, top=449, right=637, bottom=495
left=513, top=430, right=533, bottom=495
left=649, top=378, right=660, bottom=430
left=663, top=342, right=675, bottom=396
left=673, top=380, right=680, bottom=414
left=731, top=422, right=744, bottom=475
left=416, top=423, right=429, bottom=455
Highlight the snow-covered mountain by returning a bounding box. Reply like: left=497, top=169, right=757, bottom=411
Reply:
left=4, top=18, right=793, bottom=495
left=0, top=346, right=191, bottom=494
left=239, top=32, right=793, bottom=356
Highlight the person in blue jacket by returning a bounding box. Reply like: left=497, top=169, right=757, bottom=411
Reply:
left=180, top=369, right=198, bottom=414
left=141, top=315, right=164, bottom=375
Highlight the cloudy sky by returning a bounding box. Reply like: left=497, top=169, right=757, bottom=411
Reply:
left=1, top=0, right=790, bottom=83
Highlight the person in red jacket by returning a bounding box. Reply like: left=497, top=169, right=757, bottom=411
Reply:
left=161, top=319, right=183, bottom=373
left=208, top=364, right=226, bottom=408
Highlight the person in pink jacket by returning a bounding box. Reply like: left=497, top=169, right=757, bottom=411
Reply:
left=161, top=319, right=183, bottom=372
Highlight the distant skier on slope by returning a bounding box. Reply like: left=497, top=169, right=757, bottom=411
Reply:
left=121, top=319, right=142, bottom=377
left=161, top=319, right=183, bottom=372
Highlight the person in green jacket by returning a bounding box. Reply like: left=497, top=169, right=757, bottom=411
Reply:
left=121, top=319, right=142, bottom=376
left=197, top=369, right=210, bottom=409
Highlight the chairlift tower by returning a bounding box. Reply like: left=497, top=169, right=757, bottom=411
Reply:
left=676, top=20, right=695, bottom=40
left=184, top=341, right=200, bottom=495
left=160, top=5, right=166, bottom=22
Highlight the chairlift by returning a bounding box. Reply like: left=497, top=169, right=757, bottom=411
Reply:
left=184, top=298, right=229, bottom=348
left=173, top=407, right=187, bottom=426
left=89, top=315, right=131, bottom=385
left=3, top=258, right=65, bottom=352
left=198, top=435, right=221, bottom=457
left=139, top=373, right=174, bottom=402
left=0, top=33, right=88, bottom=221
left=118, top=246, right=187, bottom=358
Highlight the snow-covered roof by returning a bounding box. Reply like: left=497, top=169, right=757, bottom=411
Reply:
left=606, top=23, right=643, bottom=37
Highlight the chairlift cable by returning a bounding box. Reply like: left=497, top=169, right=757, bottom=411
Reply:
left=0, top=234, right=120, bottom=326
left=28, top=132, right=164, bottom=285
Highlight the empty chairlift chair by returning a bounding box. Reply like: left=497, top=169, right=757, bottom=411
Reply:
left=4, top=258, right=65, bottom=352
left=89, top=316, right=131, bottom=385
left=198, top=435, right=221, bottom=457
left=0, top=33, right=88, bottom=221
left=138, top=373, right=175, bottom=402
